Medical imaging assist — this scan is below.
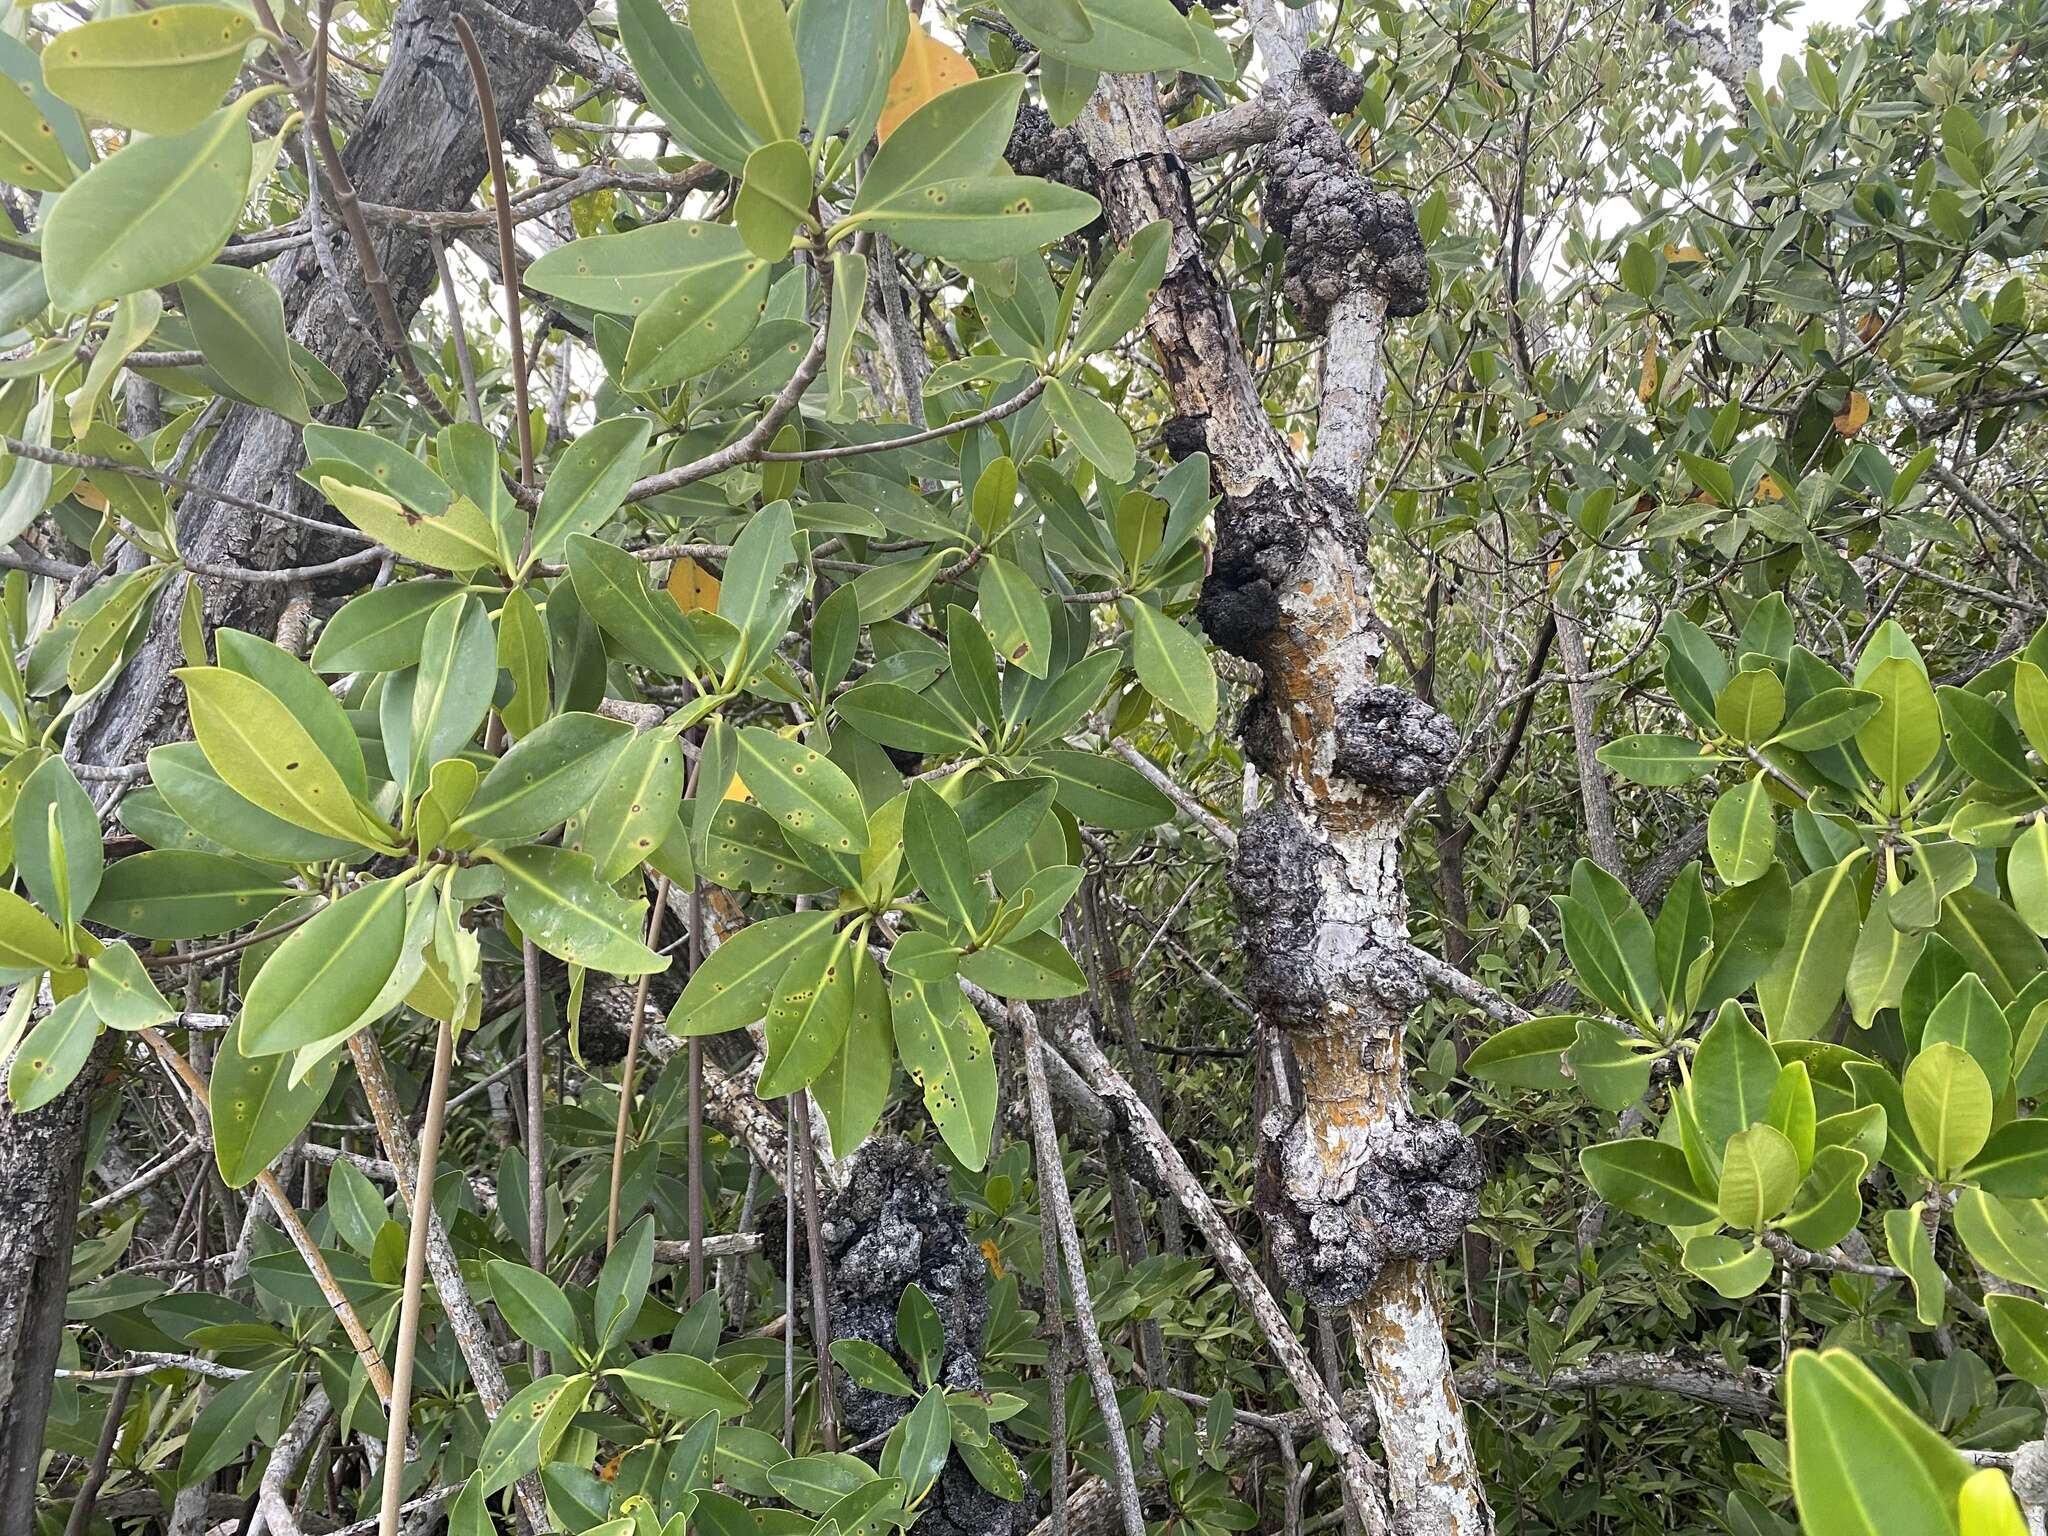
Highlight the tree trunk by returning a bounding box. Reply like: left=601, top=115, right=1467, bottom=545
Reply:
left=0, top=1039, right=105, bottom=1527
left=1075, top=6, right=1491, bottom=1530
left=0, top=0, right=585, bottom=1509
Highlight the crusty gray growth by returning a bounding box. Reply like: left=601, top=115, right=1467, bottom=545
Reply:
left=1260, top=1114, right=1484, bottom=1308
left=1331, top=685, right=1458, bottom=796
left=1231, top=806, right=1338, bottom=1031
left=1263, top=110, right=1428, bottom=331
left=1300, top=47, right=1365, bottom=116
left=806, top=1138, right=1019, bottom=1536
left=1005, top=103, right=1099, bottom=205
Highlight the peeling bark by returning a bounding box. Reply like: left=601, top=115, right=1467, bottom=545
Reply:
left=1073, top=16, right=1491, bottom=1532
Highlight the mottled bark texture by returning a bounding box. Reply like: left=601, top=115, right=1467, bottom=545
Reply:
left=794, top=1138, right=1020, bottom=1536
left=0, top=1040, right=106, bottom=1528
left=0, top=0, right=586, bottom=1514
left=1075, top=12, right=1491, bottom=1530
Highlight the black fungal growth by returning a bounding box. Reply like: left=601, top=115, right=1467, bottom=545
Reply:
left=807, top=1139, right=1019, bottom=1536
left=1196, top=482, right=1310, bottom=662
left=1330, top=685, right=1458, bottom=796
left=1004, top=103, right=1098, bottom=206
left=1263, top=110, right=1429, bottom=331
left=1259, top=1114, right=1483, bottom=1309
left=1230, top=805, right=1337, bottom=1031
left=1300, top=47, right=1366, bottom=116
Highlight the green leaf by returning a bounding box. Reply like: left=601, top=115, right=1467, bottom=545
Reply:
left=850, top=550, right=950, bottom=623
left=308, top=581, right=466, bottom=673
left=717, top=499, right=803, bottom=681
left=691, top=0, right=804, bottom=144
left=85, top=851, right=290, bottom=942
left=797, top=0, right=894, bottom=137
left=1986, top=1294, right=2048, bottom=1388
left=8, top=993, right=98, bottom=1112
left=736, top=138, right=813, bottom=259
left=177, top=667, right=397, bottom=852
left=577, top=726, right=686, bottom=883
left=1716, top=669, right=1785, bottom=744
left=493, top=846, right=666, bottom=975
left=1921, top=974, right=2013, bottom=1097
left=906, top=783, right=989, bottom=930
left=1939, top=686, right=2036, bottom=795
left=1595, top=733, right=1718, bottom=786
left=1954, top=1188, right=2048, bottom=1290
left=812, top=945, right=893, bottom=1159
left=769, top=1453, right=876, bottom=1513
left=977, top=555, right=1052, bottom=680
left=1855, top=653, right=1941, bottom=801
left=595, top=1214, right=656, bottom=1356
left=1778, top=1145, right=1867, bottom=1250
left=957, top=928, right=1086, bottom=999
left=528, top=417, right=651, bottom=566
left=43, top=5, right=254, bottom=134
left=1757, top=852, right=1867, bottom=1041
left=1033, top=748, right=1172, bottom=830
left=210, top=1014, right=339, bottom=1187
left=831, top=1337, right=917, bottom=1397
left=0, top=63, right=76, bottom=191
left=1030, top=0, right=1204, bottom=72
left=568, top=532, right=706, bottom=679
left=475, top=1373, right=592, bottom=1497
left=85, top=942, right=174, bottom=1030
left=1773, top=687, right=1882, bottom=751
left=848, top=175, right=1101, bottom=264
left=1045, top=375, right=1137, bottom=482
left=1070, top=219, right=1170, bottom=358
left=180, top=264, right=308, bottom=423
left=16, top=755, right=103, bottom=928
left=855, top=74, right=1026, bottom=212
left=1717, top=1123, right=1801, bottom=1230
left=1883, top=1201, right=1947, bottom=1327
left=1690, top=1003, right=1782, bottom=1149
left=406, top=595, right=496, bottom=795
left=622, top=251, right=774, bottom=392
left=880, top=1385, right=953, bottom=1503
left=40, top=92, right=261, bottom=312
left=527, top=220, right=757, bottom=316
left=1707, top=777, right=1776, bottom=886
left=1904, top=1041, right=1992, bottom=1179
left=737, top=728, right=868, bottom=853
left=147, top=741, right=361, bottom=865
left=455, top=712, right=633, bottom=843
left=759, top=927, right=857, bottom=1098
left=1122, top=597, right=1216, bottom=729
left=2013, top=661, right=2048, bottom=761
left=2008, top=819, right=2048, bottom=937
left=1786, top=1350, right=1969, bottom=1536
left=1462, top=1015, right=1578, bottom=1090
left=1554, top=858, right=1659, bottom=1026
left=216, top=627, right=366, bottom=797
left=891, top=973, right=996, bottom=1170
left=175, top=1359, right=289, bottom=1489
left=240, top=879, right=408, bottom=1055
left=1680, top=1233, right=1773, bottom=1299
left=610, top=1353, right=754, bottom=1421
left=616, top=0, right=758, bottom=173
left=318, top=477, right=499, bottom=575
left=496, top=586, right=551, bottom=739
left=1935, top=888, right=2045, bottom=1005
left=1578, top=1139, right=1715, bottom=1226
left=1965, top=1118, right=2048, bottom=1198
left=670, top=909, right=840, bottom=1035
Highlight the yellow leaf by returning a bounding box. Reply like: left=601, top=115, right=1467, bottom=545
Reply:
left=1756, top=474, right=1784, bottom=501
left=1636, top=335, right=1659, bottom=403
left=1663, top=243, right=1706, bottom=263
left=1857, top=311, right=1884, bottom=343
left=980, top=1238, right=1004, bottom=1278
left=1832, top=389, right=1870, bottom=436
left=878, top=23, right=976, bottom=143
left=666, top=555, right=721, bottom=613
left=1527, top=410, right=1552, bottom=427
left=721, top=770, right=751, bottom=803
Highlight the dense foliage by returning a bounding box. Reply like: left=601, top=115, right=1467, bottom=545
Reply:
left=0, top=0, right=2046, bottom=1534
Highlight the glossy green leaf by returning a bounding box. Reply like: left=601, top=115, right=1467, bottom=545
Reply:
left=691, top=0, right=804, bottom=143
left=211, top=1014, right=339, bottom=1186
left=759, top=927, right=857, bottom=1097
left=494, top=846, right=665, bottom=974
left=738, top=728, right=868, bottom=853
left=528, top=416, right=651, bottom=566
left=240, top=879, right=407, bottom=1055
left=1903, top=1041, right=1992, bottom=1179
left=670, top=909, right=840, bottom=1036
left=891, top=973, right=996, bottom=1169
left=43, top=5, right=254, bottom=134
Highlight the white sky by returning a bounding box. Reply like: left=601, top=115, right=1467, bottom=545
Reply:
left=1762, top=0, right=1908, bottom=71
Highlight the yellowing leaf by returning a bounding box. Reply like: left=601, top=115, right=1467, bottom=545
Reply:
left=1833, top=389, right=1871, bottom=436
left=1636, top=335, right=1659, bottom=402
left=1757, top=473, right=1784, bottom=500
left=667, top=554, right=722, bottom=613
left=1663, top=243, right=1705, bottom=263
left=879, top=24, right=977, bottom=143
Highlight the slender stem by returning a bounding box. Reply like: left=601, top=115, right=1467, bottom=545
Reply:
left=1020, top=1007, right=1146, bottom=1536
left=521, top=937, right=547, bottom=1368
left=687, top=879, right=707, bottom=1302
left=783, top=1100, right=797, bottom=1452
left=792, top=1096, right=840, bottom=1451
left=453, top=14, right=535, bottom=491
left=60, top=1375, right=132, bottom=1536
left=376, top=1016, right=455, bottom=1536
left=607, top=876, right=672, bottom=1252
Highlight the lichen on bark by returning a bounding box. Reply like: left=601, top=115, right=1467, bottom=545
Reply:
left=1263, top=109, right=1428, bottom=332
